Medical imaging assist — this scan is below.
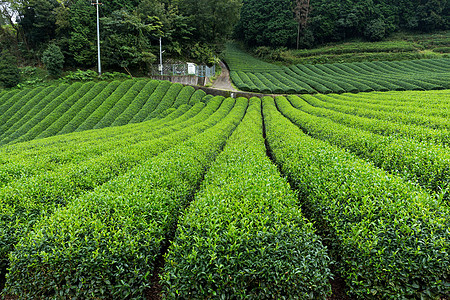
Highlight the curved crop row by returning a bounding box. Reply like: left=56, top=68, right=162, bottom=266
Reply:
left=76, top=80, right=136, bottom=132
left=230, top=71, right=251, bottom=91
left=263, top=97, right=449, bottom=299
left=93, top=80, right=148, bottom=129
left=0, top=89, right=34, bottom=118
left=0, top=84, right=74, bottom=145
left=0, top=89, right=22, bottom=113
left=225, top=43, right=450, bottom=94
left=111, top=80, right=160, bottom=126
left=0, top=103, right=206, bottom=189
left=130, top=80, right=172, bottom=123
left=0, top=86, right=66, bottom=141
left=143, top=82, right=184, bottom=121
left=278, top=95, right=450, bottom=199
left=310, top=94, right=450, bottom=130
left=188, top=89, right=206, bottom=105
left=295, top=94, right=450, bottom=145
left=38, top=81, right=108, bottom=136
left=58, top=81, right=121, bottom=134
left=329, top=90, right=450, bottom=108
left=163, top=98, right=331, bottom=299
left=5, top=97, right=248, bottom=299
left=17, top=82, right=95, bottom=143
left=0, top=97, right=228, bottom=277
left=0, top=86, right=51, bottom=136
left=329, top=93, right=450, bottom=118
left=172, top=85, right=195, bottom=107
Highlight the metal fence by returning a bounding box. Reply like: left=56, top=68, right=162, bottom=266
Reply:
left=151, top=63, right=216, bottom=77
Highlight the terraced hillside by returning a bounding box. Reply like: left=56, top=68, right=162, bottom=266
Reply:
left=0, top=79, right=207, bottom=145
left=225, top=43, right=450, bottom=94
left=0, top=84, right=448, bottom=299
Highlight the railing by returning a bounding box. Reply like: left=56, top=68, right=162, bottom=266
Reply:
left=151, top=64, right=216, bottom=77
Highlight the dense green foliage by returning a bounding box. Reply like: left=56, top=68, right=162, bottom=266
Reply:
left=270, top=32, right=450, bottom=64
left=0, top=50, right=20, bottom=88
left=5, top=97, right=248, bottom=299
left=235, top=0, right=297, bottom=47
left=1, top=0, right=241, bottom=73
left=236, top=0, right=449, bottom=48
left=278, top=95, right=450, bottom=201
left=163, top=98, right=331, bottom=298
left=0, top=79, right=202, bottom=145
left=42, top=44, right=65, bottom=77
left=225, top=44, right=450, bottom=93
left=263, top=96, right=449, bottom=298
left=0, top=79, right=449, bottom=298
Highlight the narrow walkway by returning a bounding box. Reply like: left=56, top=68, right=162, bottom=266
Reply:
left=211, top=61, right=238, bottom=91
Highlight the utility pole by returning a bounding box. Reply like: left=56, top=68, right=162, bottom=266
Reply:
left=159, top=37, right=163, bottom=75
left=92, top=0, right=102, bottom=76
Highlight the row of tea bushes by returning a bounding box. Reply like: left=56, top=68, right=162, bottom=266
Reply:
left=224, top=42, right=450, bottom=94
left=0, top=86, right=55, bottom=135
left=277, top=95, right=450, bottom=199
left=5, top=98, right=248, bottom=299
left=0, top=84, right=71, bottom=142
left=0, top=97, right=229, bottom=276
left=296, top=94, right=450, bottom=145
left=109, top=80, right=160, bottom=126
left=0, top=80, right=211, bottom=145
left=0, top=103, right=206, bottom=189
left=163, top=98, right=332, bottom=299
left=93, top=80, right=149, bottom=129
left=310, top=94, right=450, bottom=131
left=263, top=97, right=449, bottom=299
left=317, top=93, right=450, bottom=125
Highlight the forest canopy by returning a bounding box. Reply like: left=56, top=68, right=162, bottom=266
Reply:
left=0, top=0, right=448, bottom=74
left=236, top=0, right=449, bottom=48
left=0, top=0, right=242, bottom=71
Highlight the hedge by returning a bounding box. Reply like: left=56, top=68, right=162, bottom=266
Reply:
left=172, top=85, right=195, bottom=108
left=312, top=94, right=450, bottom=130
left=0, top=85, right=71, bottom=145
left=0, top=97, right=229, bottom=279
left=129, top=80, right=172, bottom=123
left=5, top=97, right=248, bottom=299
left=58, top=81, right=120, bottom=134
left=296, top=94, right=450, bottom=145
left=93, top=80, right=148, bottom=129
left=263, top=96, right=450, bottom=299
left=23, top=82, right=94, bottom=142
left=188, top=89, right=206, bottom=105
left=163, top=97, right=331, bottom=299
left=111, top=80, right=160, bottom=126
left=0, top=86, right=50, bottom=136
left=76, top=80, right=136, bottom=132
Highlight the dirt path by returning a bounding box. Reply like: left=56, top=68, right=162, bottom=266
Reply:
left=211, top=61, right=238, bottom=91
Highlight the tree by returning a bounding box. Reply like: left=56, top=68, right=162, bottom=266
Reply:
left=294, top=0, right=310, bottom=49
left=68, top=0, right=96, bottom=66
left=0, top=50, right=20, bottom=88
left=178, top=0, right=242, bottom=44
left=42, top=43, right=64, bottom=77
left=236, top=0, right=297, bottom=47
left=101, top=9, right=160, bottom=74
left=16, top=0, right=59, bottom=49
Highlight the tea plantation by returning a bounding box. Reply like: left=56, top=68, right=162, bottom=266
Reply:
left=225, top=43, right=450, bottom=94
left=0, top=80, right=448, bottom=299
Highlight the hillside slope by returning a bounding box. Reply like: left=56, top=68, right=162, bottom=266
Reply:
left=224, top=43, right=450, bottom=94
left=0, top=80, right=207, bottom=146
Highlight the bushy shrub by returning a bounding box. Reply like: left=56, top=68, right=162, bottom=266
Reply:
left=42, top=44, right=65, bottom=77
left=0, top=50, right=20, bottom=88
left=364, top=19, right=387, bottom=41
